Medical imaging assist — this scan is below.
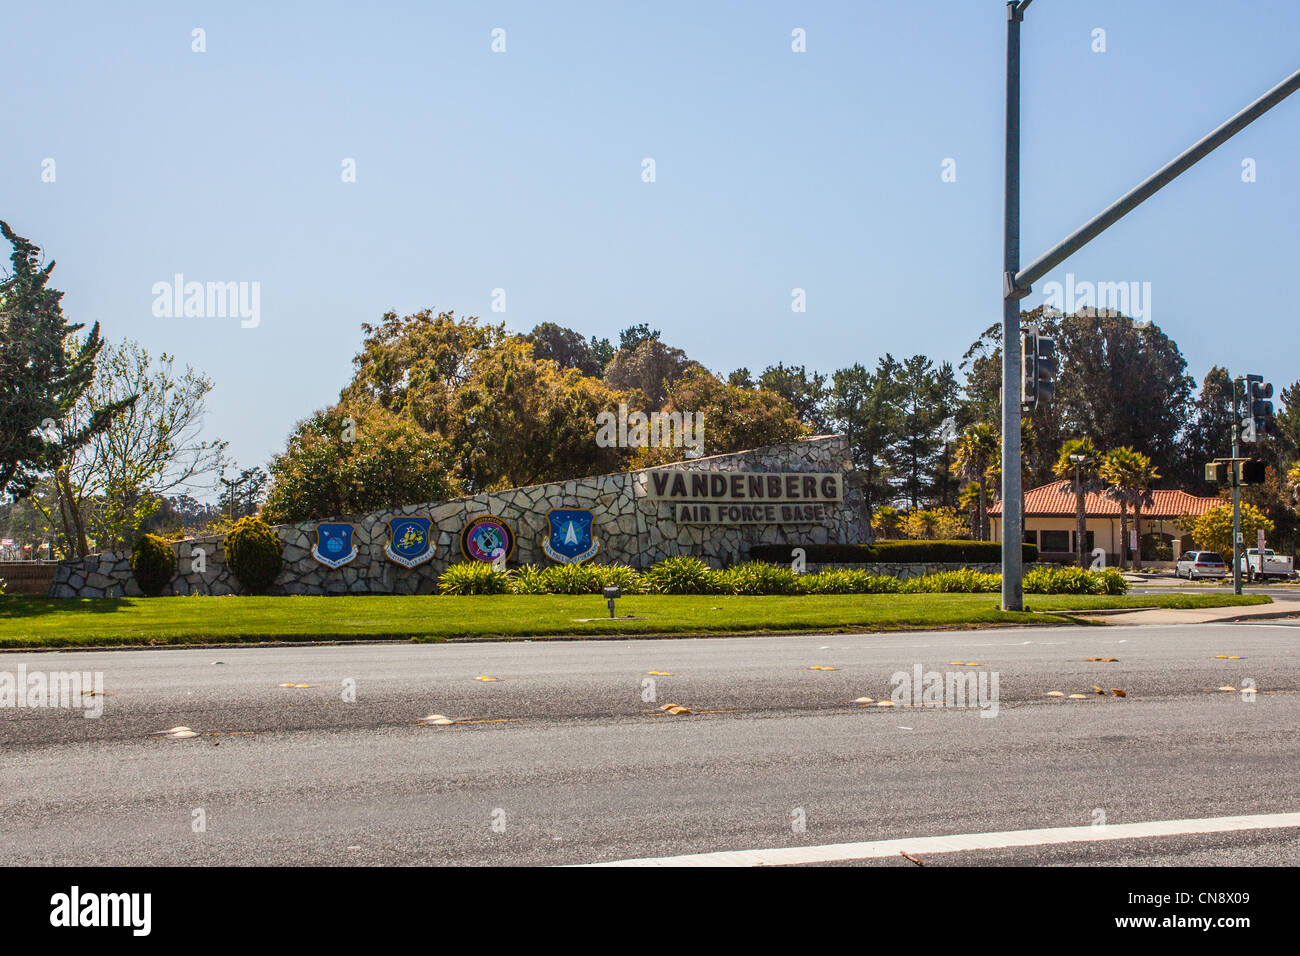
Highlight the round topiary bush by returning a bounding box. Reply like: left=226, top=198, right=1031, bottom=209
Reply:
left=224, top=516, right=284, bottom=594
left=131, top=533, right=177, bottom=597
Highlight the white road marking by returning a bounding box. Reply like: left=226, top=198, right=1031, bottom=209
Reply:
left=585, top=812, right=1300, bottom=867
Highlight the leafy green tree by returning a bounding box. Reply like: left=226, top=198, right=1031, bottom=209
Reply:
left=218, top=465, right=269, bottom=520
left=1053, top=437, right=1103, bottom=568
left=262, top=402, right=463, bottom=523
left=757, top=363, right=830, bottom=434
left=448, top=339, right=635, bottom=489
left=653, top=366, right=806, bottom=462
left=1190, top=502, right=1273, bottom=559
left=43, top=340, right=225, bottom=555
left=828, top=356, right=904, bottom=523
left=0, top=221, right=131, bottom=501
left=1101, top=446, right=1160, bottom=570
left=342, top=309, right=505, bottom=434
left=618, top=323, right=660, bottom=352
left=951, top=423, right=997, bottom=540
left=870, top=504, right=902, bottom=539
left=887, top=355, right=957, bottom=510
left=522, top=322, right=614, bottom=377
left=1178, top=366, right=1236, bottom=492
left=602, top=337, right=692, bottom=408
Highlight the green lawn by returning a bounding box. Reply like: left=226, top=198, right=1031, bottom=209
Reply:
left=0, top=592, right=1272, bottom=648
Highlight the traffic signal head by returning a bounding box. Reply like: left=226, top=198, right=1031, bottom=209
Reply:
left=1205, top=461, right=1228, bottom=484
left=1020, top=328, right=1057, bottom=410
left=1036, top=335, right=1057, bottom=404
left=1240, top=458, right=1267, bottom=485
left=1241, top=374, right=1276, bottom=443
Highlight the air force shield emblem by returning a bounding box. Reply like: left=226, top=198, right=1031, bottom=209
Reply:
left=542, top=508, right=599, bottom=564
left=312, top=522, right=358, bottom=569
left=385, top=515, right=434, bottom=568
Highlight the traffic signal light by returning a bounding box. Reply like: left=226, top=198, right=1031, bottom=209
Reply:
left=1241, top=374, right=1275, bottom=444
left=1020, top=328, right=1058, bottom=410
left=1240, top=458, right=1267, bottom=485
left=1205, top=461, right=1228, bottom=484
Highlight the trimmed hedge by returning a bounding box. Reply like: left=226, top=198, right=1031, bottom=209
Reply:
left=130, top=534, right=177, bottom=597
left=225, top=516, right=284, bottom=594
left=441, top=557, right=1124, bottom=596
left=749, top=539, right=1038, bottom=565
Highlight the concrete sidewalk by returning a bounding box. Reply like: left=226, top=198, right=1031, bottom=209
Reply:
left=1062, top=598, right=1300, bottom=627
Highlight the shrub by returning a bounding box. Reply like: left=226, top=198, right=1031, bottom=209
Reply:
left=641, top=556, right=716, bottom=594
left=130, top=533, right=177, bottom=597
left=538, top=563, right=604, bottom=594
left=798, top=569, right=900, bottom=594
left=508, top=564, right=550, bottom=594
left=749, top=540, right=1038, bottom=565
left=1023, top=566, right=1127, bottom=595
left=589, top=563, right=647, bottom=594
left=224, top=516, right=284, bottom=594
left=714, top=562, right=800, bottom=595
left=902, top=569, right=1000, bottom=593
left=439, top=561, right=510, bottom=595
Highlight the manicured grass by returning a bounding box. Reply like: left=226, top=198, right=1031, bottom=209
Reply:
left=0, top=592, right=1272, bottom=649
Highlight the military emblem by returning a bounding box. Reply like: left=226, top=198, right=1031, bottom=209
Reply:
left=542, top=508, right=599, bottom=564
left=461, top=515, right=516, bottom=564
left=385, top=515, right=435, bottom=568
left=311, top=522, right=358, bottom=569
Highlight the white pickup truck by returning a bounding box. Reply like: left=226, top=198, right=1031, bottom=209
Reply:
left=1239, top=549, right=1296, bottom=581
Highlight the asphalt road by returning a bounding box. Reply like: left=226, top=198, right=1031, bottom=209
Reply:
left=2, top=622, right=1297, bottom=866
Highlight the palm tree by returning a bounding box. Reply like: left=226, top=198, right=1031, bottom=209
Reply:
left=958, top=482, right=982, bottom=538
left=951, top=424, right=997, bottom=540
left=1101, top=447, right=1160, bottom=571
left=1053, top=438, right=1103, bottom=569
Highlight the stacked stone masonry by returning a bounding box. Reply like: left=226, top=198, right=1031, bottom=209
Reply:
left=50, top=435, right=870, bottom=598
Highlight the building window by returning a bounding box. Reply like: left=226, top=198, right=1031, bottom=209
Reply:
left=1023, top=530, right=1037, bottom=546
left=1071, top=530, right=1095, bottom=553
left=1040, top=530, right=1071, bottom=552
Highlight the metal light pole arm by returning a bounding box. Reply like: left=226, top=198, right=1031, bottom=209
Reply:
left=1015, top=67, right=1300, bottom=293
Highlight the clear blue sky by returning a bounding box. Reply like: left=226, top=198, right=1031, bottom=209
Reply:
left=5, top=0, right=1298, bottom=495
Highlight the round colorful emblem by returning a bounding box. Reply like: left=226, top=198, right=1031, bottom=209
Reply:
left=460, top=515, right=517, bottom=563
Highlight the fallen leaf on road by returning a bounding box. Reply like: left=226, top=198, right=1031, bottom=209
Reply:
left=658, top=704, right=692, bottom=715
left=1043, top=691, right=1065, bottom=697
left=1092, top=685, right=1105, bottom=695
left=852, top=697, right=875, bottom=704
left=1111, top=689, right=1127, bottom=697
left=475, top=676, right=500, bottom=682
left=278, top=683, right=314, bottom=688
left=900, top=851, right=924, bottom=866
left=875, top=700, right=896, bottom=707
left=807, top=666, right=836, bottom=671
left=151, top=726, right=198, bottom=739
left=1068, top=694, right=1089, bottom=699
left=1217, top=686, right=1236, bottom=692
left=648, top=671, right=673, bottom=676
left=1085, top=657, right=1120, bottom=662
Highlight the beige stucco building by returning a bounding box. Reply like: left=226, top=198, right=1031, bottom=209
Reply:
left=989, top=480, right=1220, bottom=565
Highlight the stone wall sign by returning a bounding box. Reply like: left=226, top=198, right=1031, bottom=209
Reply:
left=646, top=470, right=842, bottom=504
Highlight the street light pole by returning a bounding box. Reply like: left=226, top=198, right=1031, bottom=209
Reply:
left=1232, top=377, right=1243, bottom=595
left=1001, top=0, right=1033, bottom=611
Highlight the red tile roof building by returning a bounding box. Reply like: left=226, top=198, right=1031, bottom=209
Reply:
left=989, top=480, right=1222, bottom=563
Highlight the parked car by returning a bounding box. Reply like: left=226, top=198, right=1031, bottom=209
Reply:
left=1175, top=551, right=1227, bottom=580
left=1239, top=548, right=1296, bottom=582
